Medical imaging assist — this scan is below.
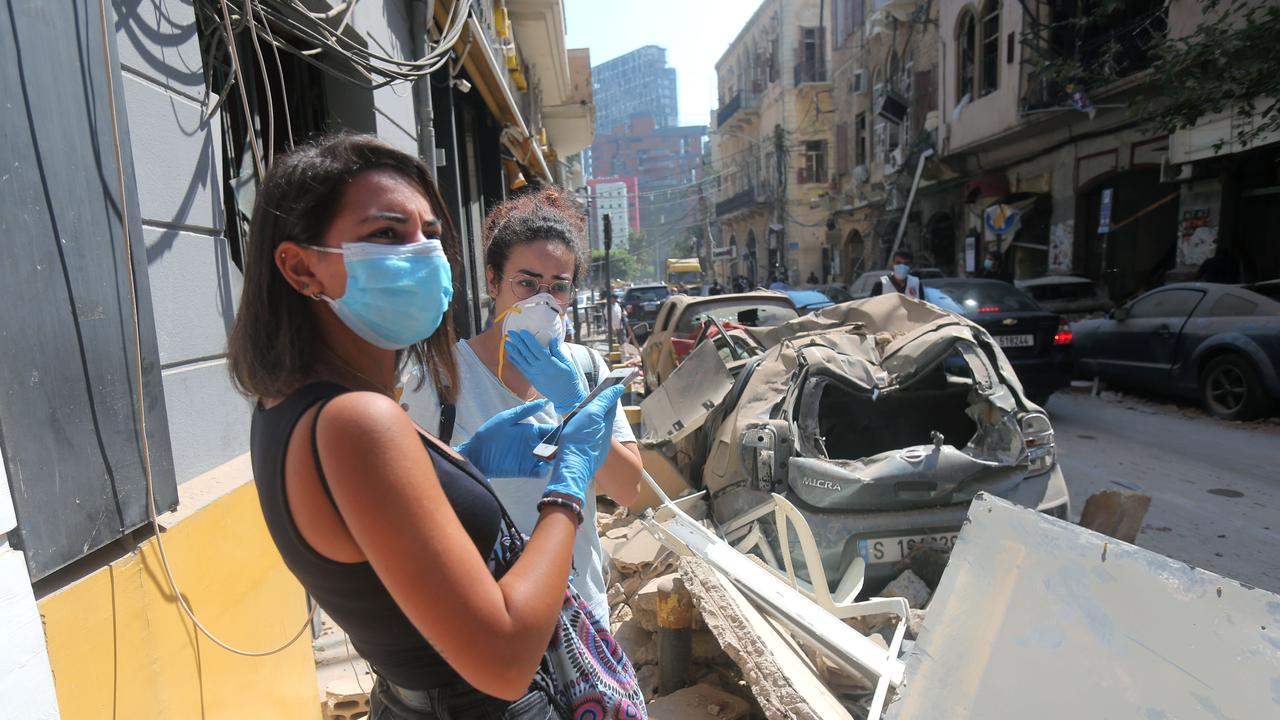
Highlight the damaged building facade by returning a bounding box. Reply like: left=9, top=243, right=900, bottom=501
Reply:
left=716, top=0, right=1278, bottom=297
left=711, top=0, right=838, bottom=287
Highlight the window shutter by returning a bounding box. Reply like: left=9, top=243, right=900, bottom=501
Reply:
left=835, top=123, right=849, bottom=176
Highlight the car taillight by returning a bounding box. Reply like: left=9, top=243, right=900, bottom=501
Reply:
left=978, top=306, right=1001, bottom=313
left=1053, top=320, right=1073, bottom=345
left=1020, top=411, right=1056, bottom=474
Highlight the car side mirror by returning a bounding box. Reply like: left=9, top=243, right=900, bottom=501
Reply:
left=1112, top=307, right=1129, bottom=321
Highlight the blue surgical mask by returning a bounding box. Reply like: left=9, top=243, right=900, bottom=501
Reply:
left=308, top=237, right=453, bottom=350
left=983, top=258, right=995, bottom=271
left=893, top=263, right=910, bottom=280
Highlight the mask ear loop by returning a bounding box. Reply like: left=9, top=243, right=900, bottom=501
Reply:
left=492, top=304, right=524, bottom=388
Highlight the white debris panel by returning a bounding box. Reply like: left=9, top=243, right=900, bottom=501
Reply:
left=887, top=493, right=1280, bottom=720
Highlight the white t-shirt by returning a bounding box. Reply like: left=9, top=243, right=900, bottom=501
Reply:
left=404, top=341, right=635, bottom=622
left=607, top=303, right=623, bottom=330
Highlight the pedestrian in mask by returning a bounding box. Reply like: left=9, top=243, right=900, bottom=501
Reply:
left=978, top=248, right=1013, bottom=283
left=405, top=188, right=642, bottom=625
left=230, top=136, right=636, bottom=718
left=870, top=249, right=922, bottom=299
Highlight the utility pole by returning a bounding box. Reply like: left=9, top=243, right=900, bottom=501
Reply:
left=774, top=124, right=788, bottom=282
left=603, top=213, right=614, bottom=358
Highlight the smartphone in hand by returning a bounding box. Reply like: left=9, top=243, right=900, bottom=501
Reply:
left=533, top=368, right=637, bottom=460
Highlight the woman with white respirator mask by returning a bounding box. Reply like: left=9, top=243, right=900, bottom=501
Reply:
left=405, top=188, right=642, bottom=624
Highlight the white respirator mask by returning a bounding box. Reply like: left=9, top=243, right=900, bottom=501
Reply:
left=495, top=293, right=566, bottom=381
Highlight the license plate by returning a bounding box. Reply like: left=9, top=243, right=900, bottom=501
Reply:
left=643, top=302, right=658, bottom=311
left=858, top=533, right=959, bottom=564
left=996, top=333, right=1035, bottom=348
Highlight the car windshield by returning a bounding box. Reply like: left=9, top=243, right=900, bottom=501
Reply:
left=926, top=282, right=1042, bottom=315
left=822, top=286, right=853, bottom=303
left=625, top=287, right=669, bottom=303
left=676, top=299, right=799, bottom=333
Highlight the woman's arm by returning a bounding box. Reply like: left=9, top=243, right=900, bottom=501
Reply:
left=314, top=392, right=577, bottom=700
left=595, top=439, right=641, bottom=506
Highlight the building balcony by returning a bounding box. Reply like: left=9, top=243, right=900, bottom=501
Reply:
left=716, top=188, right=765, bottom=219
left=793, top=60, right=828, bottom=86
left=716, top=91, right=761, bottom=130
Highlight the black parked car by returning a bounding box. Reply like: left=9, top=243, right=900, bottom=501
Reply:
left=1072, top=282, right=1280, bottom=420
left=622, top=283, right=671, bottom=328
left=925, top=278, right=1074, bottom=405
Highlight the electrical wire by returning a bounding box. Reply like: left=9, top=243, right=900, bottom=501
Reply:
left=99, top=0, right=315, bottom=657
left=219, top=0, right=265, bottom=181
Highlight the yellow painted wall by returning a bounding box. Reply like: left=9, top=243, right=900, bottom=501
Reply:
left=39, top=480, right=319, bottom=719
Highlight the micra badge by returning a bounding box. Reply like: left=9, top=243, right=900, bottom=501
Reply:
left=802, top=478, right=842, bottom=491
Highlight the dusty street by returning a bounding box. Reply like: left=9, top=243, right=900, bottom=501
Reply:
left=1047, top=389, right=1280, bottom=594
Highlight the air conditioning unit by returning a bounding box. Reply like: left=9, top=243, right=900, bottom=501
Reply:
left=852, top=69, right=866, bottom=95
left=877, top=90, right=909, bottom=124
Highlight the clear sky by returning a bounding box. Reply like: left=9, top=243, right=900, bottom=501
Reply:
left=564, top=0, right=765, bottom=127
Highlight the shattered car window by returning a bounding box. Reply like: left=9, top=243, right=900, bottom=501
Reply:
left=677, top=300, right=798, bottom=334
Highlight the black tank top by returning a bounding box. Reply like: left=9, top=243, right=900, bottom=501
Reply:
left=250, top=382, right=503, bottom=691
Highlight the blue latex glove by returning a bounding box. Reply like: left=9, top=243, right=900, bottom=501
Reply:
left=455, top=399, right=556, bottom=478
left=504, top=330, right=588, bottom=415
left=542, top=384, right=625, bottom=504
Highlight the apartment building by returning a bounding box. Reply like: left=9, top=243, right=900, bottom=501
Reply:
left=711, top=0, right=837, bottom=286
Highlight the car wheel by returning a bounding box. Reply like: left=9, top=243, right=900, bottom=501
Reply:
left=1200, top=354, right=1273, bottom=421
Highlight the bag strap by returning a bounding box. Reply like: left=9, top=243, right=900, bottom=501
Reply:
left=437, top=403, right=456, bottom=445
left=566, top=342, right=600, bottom=389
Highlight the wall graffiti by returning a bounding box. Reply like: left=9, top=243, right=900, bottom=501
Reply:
left=1177, top=209, right=1217, bottom=267
left=1049, top=221, right=1074, bottom=273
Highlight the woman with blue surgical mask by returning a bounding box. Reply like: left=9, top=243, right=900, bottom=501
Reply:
left=229, top=136, right=633, bottom=719
left=405, top=188, right=643, bottom=624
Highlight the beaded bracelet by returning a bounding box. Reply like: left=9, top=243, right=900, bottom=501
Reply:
left=536, top=496, right=584, bottom=526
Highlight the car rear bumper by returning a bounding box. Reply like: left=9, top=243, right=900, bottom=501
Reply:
left=790, top=464, right=1069, bottom=589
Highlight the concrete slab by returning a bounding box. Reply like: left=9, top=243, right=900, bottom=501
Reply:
left=888, top=493, right=1280, bottom=720
left=646, top=682, right=751, bottom=720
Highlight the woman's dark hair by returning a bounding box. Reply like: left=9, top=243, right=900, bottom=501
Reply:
left=227, top=134, right=459, bottom=403
left=482, top=187, right=588, bottom=284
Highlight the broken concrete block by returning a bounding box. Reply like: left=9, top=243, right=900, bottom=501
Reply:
left=678, top=556, right=852, bottom=720
left=1078, top=489, right=1152, bottom=544
left=645, top=683, right=751, bottom=720
left=610, top=603, right=634, bottom=634
left=322, top=678, right=369, bottom=720
left=612, top=529, right=666, bottom=575
left=636, top=664, right=661, bottom=703
left=894, top=543, right=952, bottom=590
left=614, top=617, right=658, bottom=666
left=880, top=569, right=931, bottom=609
left=632, top=572, right=679, bottom=631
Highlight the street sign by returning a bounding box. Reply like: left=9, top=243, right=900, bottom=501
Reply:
left=984, top=203, right=1020, bottom=235
left=711, top=245, right=736, bottom=260
left=1098, top=188, right=1113, bottom=234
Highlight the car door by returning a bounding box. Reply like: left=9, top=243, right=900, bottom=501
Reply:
left=1093, top=288, right=1205, bottom=389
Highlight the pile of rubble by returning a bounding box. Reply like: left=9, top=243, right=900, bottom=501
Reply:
left=597, top=501, right=755, bottom=719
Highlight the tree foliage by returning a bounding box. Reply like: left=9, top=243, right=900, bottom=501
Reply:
left=1143, top=0, right=1280, bottom=148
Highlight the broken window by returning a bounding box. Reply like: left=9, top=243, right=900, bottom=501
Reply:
left=800, top=140, right=828, bottom=184
left=980, top=1, right=1001, bottom=96
left=957, top=10, right=976, bottom=100
left=795, top=27, right=826, bottom=84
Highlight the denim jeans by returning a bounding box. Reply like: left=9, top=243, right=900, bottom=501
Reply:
left=368, top=676, right=560, bottom=720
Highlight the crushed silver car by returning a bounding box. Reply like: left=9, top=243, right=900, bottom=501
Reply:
left=639, top=293, right=1070, bottom=590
